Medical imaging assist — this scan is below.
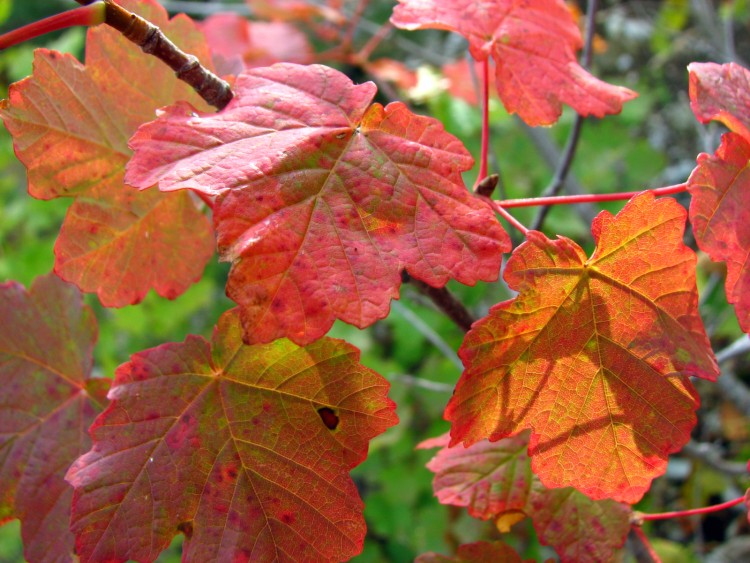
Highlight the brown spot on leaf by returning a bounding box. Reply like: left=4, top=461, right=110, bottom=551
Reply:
left=317, top=407, right=339, bottom=430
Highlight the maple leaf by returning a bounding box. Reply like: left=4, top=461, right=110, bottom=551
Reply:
left=0, top=0, right=214, bottom=307
left=527, top=482, right=630, bottom=562
left=446, top=192, right=718, bottom=503
left=0, top=273, right=109, bottom=563
left=66, top=308, right=397, bottom=563
left=126, top=63, right=509, bottom=345
left=417, top=431, right=532, bottom=520
left=416, top=540, right=529, bottom=563
left=390, top=0, right=637, bottom=126
left=688, top=134, right=750, bottom=332
left=202, top=13, right=313, bottom=76
left=420, top=432, right=630, bottom=562
left=688, top=62, right=750, bottom=140
left=687, top=62, right=750, bottom=333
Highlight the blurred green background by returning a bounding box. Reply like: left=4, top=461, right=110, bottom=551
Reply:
left=2, top=1, right=750, bottom=561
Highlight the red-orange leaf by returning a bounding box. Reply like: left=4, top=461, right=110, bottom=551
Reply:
left=687, top=62, right=750, bottom=333
left=688, top=62, right=750, bottom=140
left=0, top=0, right=214, bottom=307
left=390, top=0, right=636, bottom=126
left=126, top=63, right=509, bottom=345
left=688, top=133, right=750, bottom=332
left=66, top=308, right=397, bottom=563
left=421, top=434, right=630, bottom=563
left=447, top=192, right=717, bottom=503
left=0, top=273, right=109, bottom=563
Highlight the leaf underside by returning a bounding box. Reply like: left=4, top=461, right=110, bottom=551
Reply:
left=687, top=62, right=750, bottom=333
left=0, top=273, right=108, bottom=563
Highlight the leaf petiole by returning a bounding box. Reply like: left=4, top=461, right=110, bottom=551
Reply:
left=635, top=495, right=745, bottom=522
left=0, top=1, right=106, bottom=50
left=496, top=183, right=688, bottom=209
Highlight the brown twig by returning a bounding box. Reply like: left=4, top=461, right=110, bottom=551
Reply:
left=403, top=274, right=476, bottom=333
left=75, top=0, right=233, bottom=110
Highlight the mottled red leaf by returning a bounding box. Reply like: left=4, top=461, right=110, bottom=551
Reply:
left=0, top=0, right=214, bottom=307
left=0, top=273, right=109, bottom=563
left=126, top=63, right=509, bottom=345
left=416, top=540, right=528, bottom=563
left=688, top=133, right=750, bottom=332
left=527, top=482, right=630, bottom=562
left=66, top=309, right=397, bottom=563
left=418, top=431, right=533, bottom=520
left=390, top=0, right=636, bottom=126
left=202, top=13, right=312, bottom=76
left=447, top=192, right=718, bottom=503
left=688, top=62, right=750, bottom=140
left=687, top=62, right=750, bottom=333
left=420, top=433, right=630, bottom=563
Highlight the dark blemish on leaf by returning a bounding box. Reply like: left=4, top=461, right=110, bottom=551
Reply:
left=280, top=512, right=295, bottom=524
left=177, top=521, right=194, bottom=539
left=317, top=407, right=339, bottom=430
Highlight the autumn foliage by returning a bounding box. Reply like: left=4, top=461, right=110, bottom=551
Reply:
left=1, top=0, right=749, bottom=562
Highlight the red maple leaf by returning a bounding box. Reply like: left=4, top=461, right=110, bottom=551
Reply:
left=65, top=308, right=397, bottom=563
left=390, top=0, right=636, bottom=126
left=0, top=273, right=109, bottom=563
left=420, top=432, right=631, bottom=562
left=0, top=0, right=214, bottom=307
left=688, top=62, right=750, bottom=140
left=202, top=13, right=313, bottom=76
left=687, top=62, right=750, bottom=333
left=126, top=63, right=509, bottom=345
left=446, top=192, right=718, bottom=503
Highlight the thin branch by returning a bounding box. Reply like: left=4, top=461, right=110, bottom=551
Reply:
left=531, top=0, right=598, bottom=231
left=404, top=275, right=476, bottom=333
left=341, top=0, right=370, bottom=55
left=75, top=0, right=233, bottom=110
left=496, top=183, right=688, bottom=208
left=517, top=119, right=597, bottom=227
left=388, top=373, right=455, bottom=393
left=681, top=440, right=749, bottom=477
left=712, top=335, right=750, bottom=417
left=160, top=0, right=452, bottom=65
left=391, top=301, right=463, bottom=370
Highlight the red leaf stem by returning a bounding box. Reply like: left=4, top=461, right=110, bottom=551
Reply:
left=0, top=2, right=106, bottom=50
left=355, top=21, right=393, bottom=63
left=630, top=526, right=661, bottom=563
left=480, top=195, right=529, bottom=236
left=638, top=495, right=745, bottom=521
left=193, top=189, right=214, bottom=210
left=497, top=183, right=688, bottom=209
left=478, top=58, right=490, bottom=184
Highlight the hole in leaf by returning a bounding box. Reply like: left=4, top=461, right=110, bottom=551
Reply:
left=177, top=521, right=194, bottom=539
left=317, top=407, right=339, bottom=430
